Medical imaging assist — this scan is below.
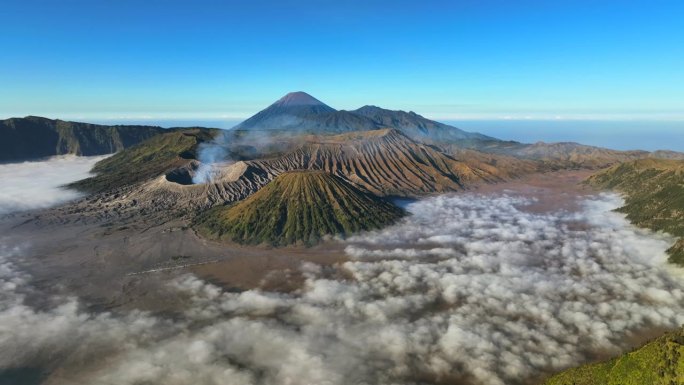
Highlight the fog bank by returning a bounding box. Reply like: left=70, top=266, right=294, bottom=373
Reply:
left=1, top=192, right=683, bottom=385
left=0, top=155, right=106, bottom=215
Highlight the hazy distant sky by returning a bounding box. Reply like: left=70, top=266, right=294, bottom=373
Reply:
left=2, top=0, right=683, bottom=123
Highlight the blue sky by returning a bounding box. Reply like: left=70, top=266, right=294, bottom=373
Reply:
left=1, top=0, right=683, bottom=124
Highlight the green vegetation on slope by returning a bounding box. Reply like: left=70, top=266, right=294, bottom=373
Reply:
left=544, top=326, right=684, bottom=385
left=587, top=158, right=684, bottom=264
left=195, top=171, right=404, bottom=246
left=70, top=128, right=218, bottom=193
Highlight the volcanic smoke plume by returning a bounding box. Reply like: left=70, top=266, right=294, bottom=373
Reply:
left=192, top=132, right=230, bottom=184
left=1, top=193, right=683, bottom=385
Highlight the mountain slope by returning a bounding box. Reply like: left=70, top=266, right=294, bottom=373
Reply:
left=0, top=116, right=164, bottom=162
left=462, top=140, right=655, bottom=169
left=70, top=128, right=218, bottom=193
left=351, top=105, right=493, bottom=142
left=195, top=171, right=404, bottom=246
left=246, top=129, right=536, bottom=196
left=232, top=91, right=380, bottom=133
left=232, top=92, right=684, bottom=165
left=587, top=158, right=684, bottom=264
left=544, top=326, right=684, bottom=385
left=232, top=92, right=492, bottom=140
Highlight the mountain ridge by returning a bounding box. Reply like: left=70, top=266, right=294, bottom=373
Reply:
left=587, top=158, right=684, bottom=265
left=0, top=116, right=164, bottom=162
left=232, top=92, right=490, bottom=141
left=4, top=92, right=683, bottom=165
left=544, top=326, right=684, bottom=385
left=350, top=104, right=493, bottom=142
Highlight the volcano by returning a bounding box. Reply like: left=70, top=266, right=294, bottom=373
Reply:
left=271, top=91, right=329, bottom=107
left=232, top=91, right=378, bottom=133
left=231, top=91, right=491, bottom=139
left=195, top=170, right=404, bottom=246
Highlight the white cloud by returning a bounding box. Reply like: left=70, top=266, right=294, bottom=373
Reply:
left=0, top=155, right=107, bottom=215
left=1, top=192, right=683, bottom=385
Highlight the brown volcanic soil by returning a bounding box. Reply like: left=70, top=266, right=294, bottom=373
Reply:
left=190, top=246, right=348, bottom=293
left=0, top=212, right=346, bottom=313
left=472, top=169, right=597, bottom=213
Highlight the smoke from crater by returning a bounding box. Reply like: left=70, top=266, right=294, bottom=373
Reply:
left=192, top=132, right=231, bottom=184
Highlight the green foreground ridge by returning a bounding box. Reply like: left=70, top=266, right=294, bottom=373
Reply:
left=545, top=326, right=684, bottom=385
left=588, top=158, right=684, bottom=265
left=195, top=170, right=405, bottom=246
left=553, top=159, right=684, bottom=384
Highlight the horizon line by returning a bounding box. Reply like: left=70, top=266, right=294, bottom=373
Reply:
left=2, top=113, right=684, bottom=124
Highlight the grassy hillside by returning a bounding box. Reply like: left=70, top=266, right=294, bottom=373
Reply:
left=587, top=158, right=684, bottom=264
left=70, top=128, right=218, bottom=193
left=195, top=171, right=404, bottom=246
left=544, top=327, right=684, bottom=385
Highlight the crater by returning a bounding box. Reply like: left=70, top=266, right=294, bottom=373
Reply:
left=165, top=168, right=194, bottom=185
left=164, top=161, right=247, bottom=186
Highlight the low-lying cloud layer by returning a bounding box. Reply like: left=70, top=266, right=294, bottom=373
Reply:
left=0, top=155, right=106, bottom=215
left=1, top=193, right=683, bottom=385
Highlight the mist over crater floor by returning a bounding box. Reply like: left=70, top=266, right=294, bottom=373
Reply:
left=1, top=165, right=683, bottom=385
left=0, top=155, right=107, bottom=215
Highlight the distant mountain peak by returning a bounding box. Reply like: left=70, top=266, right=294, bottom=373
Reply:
left=232, top=91, right=340, bottom=131
left=356, top=105, right=382, bottom=111
left=233, top=95, right=493, bottom=140
left=273, top=91, right=328, bottom=107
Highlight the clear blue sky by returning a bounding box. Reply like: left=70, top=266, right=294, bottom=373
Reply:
left=1, top=0, right=683, bottom=123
